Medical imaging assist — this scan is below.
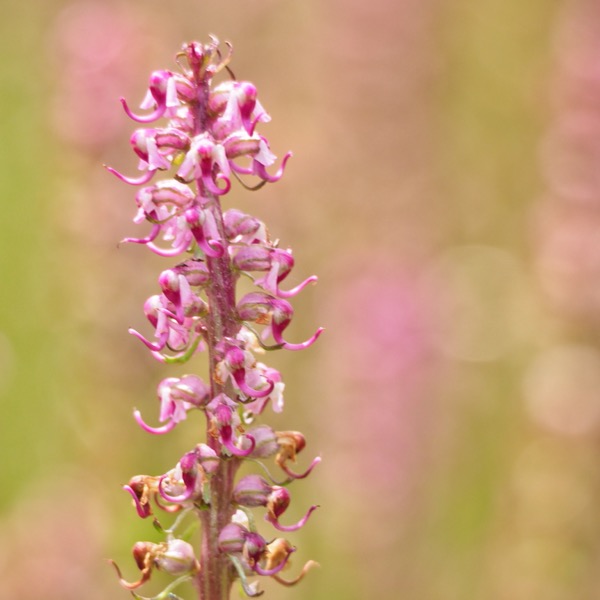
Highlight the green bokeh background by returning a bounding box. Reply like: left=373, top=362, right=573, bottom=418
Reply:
left=3, top=1, right=600, bottom=599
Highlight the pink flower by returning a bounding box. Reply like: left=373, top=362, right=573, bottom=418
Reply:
left=134, top=375, right=209, bottom=434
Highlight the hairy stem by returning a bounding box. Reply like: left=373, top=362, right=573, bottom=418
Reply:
left=196, top=196, right=240, bottom=600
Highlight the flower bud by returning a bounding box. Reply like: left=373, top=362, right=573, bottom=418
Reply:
left=169, top=374, right=211, bottom=407
left=173, top=258, right=210, bottom=287
left=223, top=209, right=264, bottom=242
left=232, top=245, right=271, bottom=272
left=233, top=474, right=272, bottom=507
left=195, top=443, right=220, bottom=475
left=236, top=292, right=274, bottom=324
left=218, top=522, right=248, bottom=554
left=156, top=539, right=198, bottom=576
left=247, top=424, right=278, bottom=458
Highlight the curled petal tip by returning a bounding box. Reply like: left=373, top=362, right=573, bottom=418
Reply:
left=201, top=239, right=225, bottom=258
left=128, top=327, right=167, bottom=352
left=120, top=224, right=160, bottom=246
left=223, top=434, right=256, bottom=457
left=120, top=96, right=166, bottom=123
left=282, top=455, right=321, bottom=480
left=133, top=409, right=177, bottom=435
left=275, top=275, right=318, bottom=299
left=105, top=164, right=155, bottom=186
left=278, top=326, right=324, bottom=352
left=122, top=485, right=152, bottom=518
left=267, top=504, right=319, bottom=532
left=255, top=151, right=292, bottom=183
left=234, top=372, right=274, bottom=399
left=203, top=172, right=231, bottom=196
left=273, top=560, right=320, bottom=587
left=253, top=547, right=295, bottom=577
left=108, top=559, right=148, bottom=590
left=146, top=238, right=192, bottom=257
left=158, top=474, right=194, bottom=503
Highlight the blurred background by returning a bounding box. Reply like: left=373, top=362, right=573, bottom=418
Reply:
left=2, top=0, right=600, bottom=599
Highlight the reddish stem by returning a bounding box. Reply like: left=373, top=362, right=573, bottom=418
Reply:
left=189, top=55, right=241, bottom=600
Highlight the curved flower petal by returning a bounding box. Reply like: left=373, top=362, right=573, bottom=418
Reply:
left=253, top=151, right=292, bottom=183
left=272, top=560, right=319, bottom=586
left=122, top=484, right=152, bottom=519
left=266, top=504, right=319, bottom=532
left=133, top=409, right=178, bottom=435
left=222, top=431, right=256, bottom=457
left=280, top=455, right=321, bottom=480
left=271, top=323, right=324, bottom=351
left=202, top=171, right=231, bottom=196
left=158, top=474, right=195, bottom=504
left=120, top=96, right=167, bottom=123
left=121, top=224, right=161, bottom=245
left=232, top=369, right=274, bottom=399
left=253, top=546, right=295, bottom=577
left=146, top=236, right=192, bottom=257
left=273, top=275, right=318, bottom=299
left=105, top=165, right=155, bottom=186
left=129, top=327, right=169, bottom=352
left=185, top=209, right=224, bottom=258
left=108, top=559, right=151, bottom=590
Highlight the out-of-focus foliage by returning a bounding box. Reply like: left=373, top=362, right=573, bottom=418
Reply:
left=2, top=1, right=600, bottom=599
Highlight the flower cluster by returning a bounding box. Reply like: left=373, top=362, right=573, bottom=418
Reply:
left=108, top=38, right=321, bottom=600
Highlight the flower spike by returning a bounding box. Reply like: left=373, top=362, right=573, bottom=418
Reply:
left=109, top=38, right=321, bottom=599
